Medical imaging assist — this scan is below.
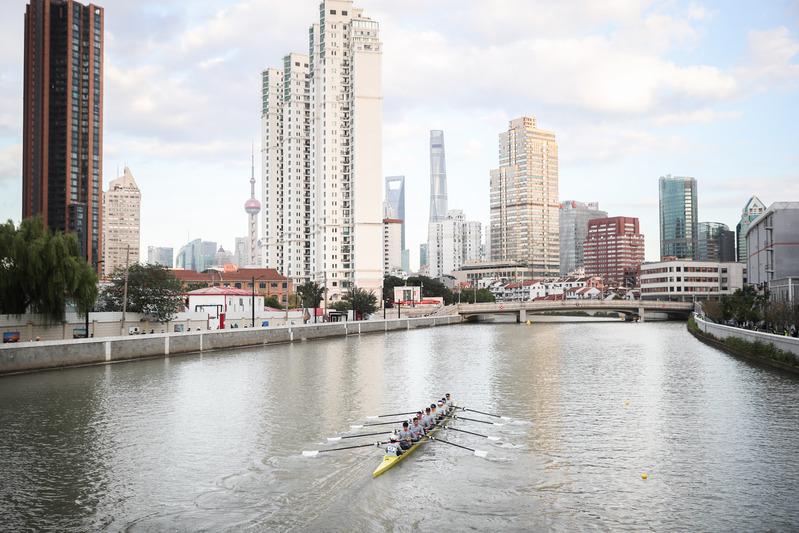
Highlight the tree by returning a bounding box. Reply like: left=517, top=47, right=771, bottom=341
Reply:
left=763, top=299, right=794, bottom=333
left=328, top=300, right=351, bottom=312
left=702, top=299, right=724, bottom=323
left=264, top=296, right=283, bottom=309
left=100, top=263, right=184, bottom=323
left=382, top=275, right=405, bottom=307
left=0, top=217, right=98, bottom=322
left=476, top=288, right=495, bottom=303
left=406, top=275, right=448, bottom=299
left=297, top=281, right=325, bottom=309
left=343, top=286, right=378, bottom=319
left=721, top=286, right=762, bottom=325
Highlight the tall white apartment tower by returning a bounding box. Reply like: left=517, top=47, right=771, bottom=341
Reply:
left=428, top=209, right=482, bottom=278
left=262, top=52, right=311, bottom=281
left=490, top=117, right=559, bottom=277
left=262, top=1, right=383, bottom=302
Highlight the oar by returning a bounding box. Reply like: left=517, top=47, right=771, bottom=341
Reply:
left=366, top=411, right=418, bottom=419
left=328, top=430, right=395, bottom=442
left=428, top=436, right=487, bottom=458
left=303, top=440, right=388, bottom=457
left=457, top=406, right=511, bottom=420
left=444, top=426, right=500, bottom=441
left=454, top=415, right=504, bottom=426
left=350, top=419, right=407, bottom=429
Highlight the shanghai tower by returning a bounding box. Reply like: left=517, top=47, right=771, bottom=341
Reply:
left=429, top=130, right=448, bottom=222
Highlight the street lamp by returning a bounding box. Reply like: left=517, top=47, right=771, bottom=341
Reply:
left=252, top=275, right=265, bottom=328
left=85, top=260, right=103, bottom=338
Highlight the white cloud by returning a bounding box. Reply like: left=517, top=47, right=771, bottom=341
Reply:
left=0, top=143, right=21, bottom=183
left=734, top=27, right=799, bottom=90
left=651, top=108, right=742, bottom=127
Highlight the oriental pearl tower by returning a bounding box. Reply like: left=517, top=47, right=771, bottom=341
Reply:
left=244, top=148, right=261, bottom=266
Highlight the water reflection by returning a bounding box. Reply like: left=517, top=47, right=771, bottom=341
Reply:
left=1, top=321, right=799, bottom=531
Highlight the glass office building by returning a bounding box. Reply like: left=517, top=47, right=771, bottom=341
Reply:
left=659, top=175, right=698, bottom=260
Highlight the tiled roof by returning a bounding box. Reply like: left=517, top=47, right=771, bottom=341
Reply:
left=186, top=286, right=255, bottom=296
left=171, top=267, right=288, bottom=282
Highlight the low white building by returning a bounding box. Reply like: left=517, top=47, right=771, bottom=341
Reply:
left=187, top=286, right=265, bottom=329
left=640, top=260, right=745, bottom=301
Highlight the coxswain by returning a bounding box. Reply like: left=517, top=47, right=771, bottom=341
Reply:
left=396, top=421, right=418, bottom=451
left=410, top=416, right=427, bottom=438
left=386, top=437, right=403, bottom=457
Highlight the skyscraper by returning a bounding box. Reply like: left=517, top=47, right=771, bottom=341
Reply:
left=698, top=221, right=731, bottom=262
left=102, top=167, right=140, bottom=276
left=147, top=246, right=173, bottom=268
left=384, top=176, right=405, bottom=249
left=244, top=150, right=261, bottom=266
left=429, top=130, right=448, bottom=223
left=262, top=1, right=383, bottom=302
left=490, top=117, right=559, bottom=277
left=658, top=175, right=698, bottom=260
left=23, top=0, right=104, bottom=265
left=559, top=200, right=607, bottom=276
left=584, top=216, right=645, bottom=286
left=736, top=195, right=765, bottom=262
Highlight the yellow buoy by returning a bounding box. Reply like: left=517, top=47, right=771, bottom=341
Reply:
left=626, top=401, right=629, bottom=405
left=606, top=375, right=610, bottom=378
left=642, top=474, right=648, bottom=479
left=526, top=320, right=530, bottom=325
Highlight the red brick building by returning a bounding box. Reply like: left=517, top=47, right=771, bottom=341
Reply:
left=171, top=267, right=292, bottom=306
left=584, top=217, right=645, bottom=286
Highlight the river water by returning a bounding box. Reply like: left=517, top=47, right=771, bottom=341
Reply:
left=2, top=320, right=799, bottom=532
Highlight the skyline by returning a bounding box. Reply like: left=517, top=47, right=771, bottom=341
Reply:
left=2, top=0, right=798, bottom=270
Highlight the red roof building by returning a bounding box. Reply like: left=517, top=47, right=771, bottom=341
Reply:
left=171, top=267, right=292, bottom=306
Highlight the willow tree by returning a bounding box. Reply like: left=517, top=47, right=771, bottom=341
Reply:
left=0, top=217, right=98, bottom=322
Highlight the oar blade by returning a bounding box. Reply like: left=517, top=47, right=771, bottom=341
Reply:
left=327, top=437, right=342, bottom=442
left=488, top=436, right=500, bottom=441
left=366, top=415, right=378, bottom=419
left=474, top=450, right=488, bottom=458
left=350, top=425, right=364, bottom=429
left=302, top=450, right=319, bottom=457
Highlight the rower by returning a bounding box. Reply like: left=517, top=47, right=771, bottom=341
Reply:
left=422, top=406, right=436, bottom=430
left=445, top=393, right=453, bottom=412
left=396, top=421, right=418, bottom=451
left=436, top=399, right=446, bottom=421
left=429, top=403, right=439, bottom=423
left=410, top=416, right=427, bottom=438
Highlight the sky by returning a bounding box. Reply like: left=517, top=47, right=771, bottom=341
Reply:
left=1, top=0, right=798, bottom=270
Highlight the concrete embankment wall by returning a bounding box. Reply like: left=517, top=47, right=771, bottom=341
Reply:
left=0, top=315, right=462, bottom=376
left=693, top=315, right=799, bottom=374
left=694, top=315, right=799, bottom=357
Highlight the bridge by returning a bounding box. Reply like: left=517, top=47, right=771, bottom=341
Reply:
left=449, top=300, right=695, bottom=322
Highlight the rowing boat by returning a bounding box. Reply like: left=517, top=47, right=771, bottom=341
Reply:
left=372, top=402, right=457, bottom=478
